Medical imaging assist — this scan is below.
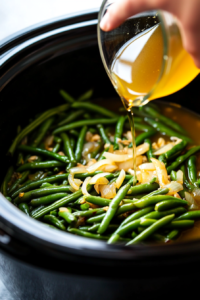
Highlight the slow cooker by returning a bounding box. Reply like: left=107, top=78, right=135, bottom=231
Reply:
left=1, top=9, right=200, bottom=300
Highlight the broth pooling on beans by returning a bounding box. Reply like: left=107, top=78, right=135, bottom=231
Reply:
left=1, top=89, right=200, bottom=245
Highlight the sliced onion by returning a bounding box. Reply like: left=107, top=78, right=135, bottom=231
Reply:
left=117, top=156, right=144, bottom=171
left=99, top=183, right=116, bottom=199
left=90, top=173, right=110, bottom=185
left=176, top=170, right=183, bottom=184
left=103, top=152, right=132, bottom=162
left=86, top=159, right=113, bottom=173
left=68, top=174, right=82, bottom=191
left=185, top=192, right=198, bottom=210
left=171, top=137, right=182, bottom=144
left=136, top=143, right=149, bottom=156
left=193, top=188, right=200, bottom=197
left=139, top=163, right=156, bottom=171
left=100, top=164, right=118, bottom=173
left=59, top=207, right=69, bottom=213
left=165, top=181, right=183, bottom=195
left=153, top=143, right=174, bottom=155
left=140, top=170, right=158, bottom=184
left=115, top=169, right=126, bottom=189
left=151, top=158, right=169, bottom=187
left=82, top=177, right=91, bottom=196
left=70, top=167, right=87, bottom=175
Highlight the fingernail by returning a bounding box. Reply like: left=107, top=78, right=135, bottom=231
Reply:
left=100, top=13, right=110, bottom=31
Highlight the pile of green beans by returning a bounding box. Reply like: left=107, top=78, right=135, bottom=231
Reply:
left=1, top=89, right=200, bottom=246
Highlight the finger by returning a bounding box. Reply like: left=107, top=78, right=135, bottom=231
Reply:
left=100, top=0, right=171, bottom=31
left=178, top=1, right=200, bottom=69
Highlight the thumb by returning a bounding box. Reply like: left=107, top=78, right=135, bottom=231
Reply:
left=100, top=0, right=169, bottom=31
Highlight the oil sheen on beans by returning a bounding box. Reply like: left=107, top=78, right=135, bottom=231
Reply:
left=111, top=24, right=199, bottom=108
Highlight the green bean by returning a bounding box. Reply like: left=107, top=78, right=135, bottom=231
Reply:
left=116, top=203, right=136, bottom=216
left=164, top=140, right=188, bottom=160
left=175, top=210, right=200, bottom=220
left=79, top=226, right=90, bottom=231
left=11, top=173, right=69, bottom=198
left=170, top=170, right=177, bottom=181
left=53, top=118, right=119, bottom=135
left=86, top=213, right=106, bottom=224
left=60, top=133, right=76, bottom=169
left=134, top=195, right=177, bottom=208
left=87, top=223, right=100, bottom=232
left=88, top=223, right=119, bottom=233
left=167, top=146, right=200, bottom=173
left=31, top=117, right=55, bottom=147
left=18, top=203, right=30, bottom=216
left=52, top=143, right=60, bottom=153
left=155, top=199, right=188, bottom=211
left=134, top=123, right=153, bottom=132
left=18, top=145, right=69, bottom=163
left=69, top=129, right=79, bottom=137
left=8, top=103, right=69, bottom=156
left=44, top=215, right=66, bottom=230
left=166, top=229, right=179, bottom=240
left=97, top=124, right=111, bottom=145
left=59, top=89, right=75, bottom=103
left=77, top=89, right=93, bottom=102
left=67, top=228, right=109, bottom=240
left=50, top=210, right=58, bottom=216
left=90, top=141, right=103, bottom=159
left=114, top=116, right=126, bottom=150
left=143, top=138, right=155, bottom=162
left=85, top=195, right=111, bottom=206
left=30, top=192, right=68, bottom=206
left=181, top=165, right=194, bottom=191
left=127, top=182, right=159, bottom=195
left=119, top=206, right=154, bottom=227
left=134, top=130, right=156, bottom=147
left=16, top=152, right=24, bottom=166
left=126, top=214, right=175, bottom=245
left=108, top=219, right=142, bottom=244
left=98, top=177, right=135, bottom=234
left=73, top=207, right=106, bottom=218
left=143, top=207, right=187, bottom=219
left=14, top=185, right=72, bottom=204
left=58, top=208, right=77, bottom=224
left=58, top=110, right=84, bottom=127
left=142, top=188, right=169, bottom=199
left=143, top=106, right=187, bottom=134
left=32, top=189, right=84, bottom=219
left=1, top=166, right=14, bottom=196
left=8, top=171, right=29, bottom=195
left=80, top=203, right=90, bottom=210
left=71, top=102, right=119, bottom=118
left=187, top=155, right=197, bottom=185
left=17, top=161, right=66, bottom=172
left=30, top=205, right=45, bottom=217
left=144, top=118, right=192, bottom=143
left=166, top=220, right=194, bottom=229
left=70, top=137, right=76, bottom=151
left=54, top=136, right=62, bottom=143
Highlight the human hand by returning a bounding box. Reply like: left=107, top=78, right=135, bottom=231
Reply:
left=100, top=0, right=200, bottom=68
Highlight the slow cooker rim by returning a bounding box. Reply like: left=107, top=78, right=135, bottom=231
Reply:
left=1, top=9, right=200, bottom=261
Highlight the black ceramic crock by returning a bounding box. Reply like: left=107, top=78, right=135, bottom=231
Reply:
left=1, top=9, right=200, bottom=300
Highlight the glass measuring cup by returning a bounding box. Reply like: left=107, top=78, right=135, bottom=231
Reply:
left=97, top=0, right=200, bottom=109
